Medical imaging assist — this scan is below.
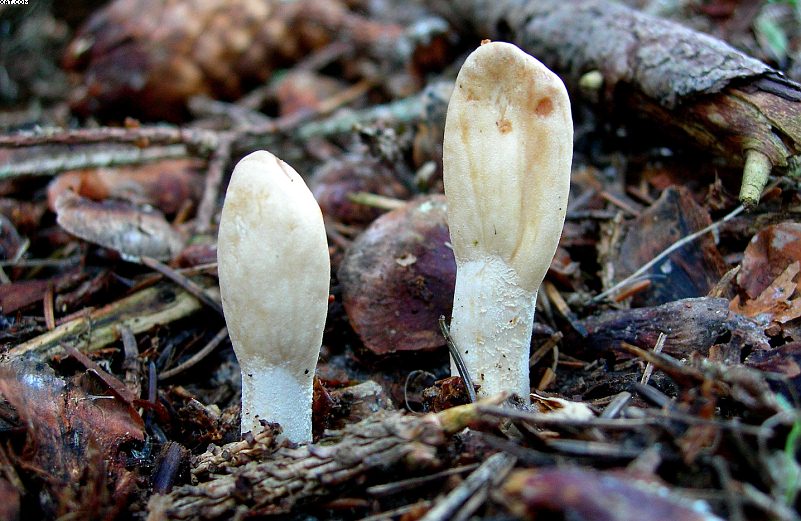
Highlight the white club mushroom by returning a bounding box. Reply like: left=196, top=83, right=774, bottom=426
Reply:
left=443, top=41, right=573, bottom=400
left=217, top=150, right=330, bottom=442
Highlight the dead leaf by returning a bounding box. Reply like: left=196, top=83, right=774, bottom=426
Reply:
left=613, top=186, right=727, bottom=306
left=311, top=153, right=410, bottom=225
left=0, top=359, right=145, bottom=485
left=55, top=190, right=185, bottom=260
left=745, top=342, right=801, bottom=400
left=47, top=159, right=204, bottom=215
left=731, top=261, right=801, bottom=325
left=737, top=221, right=801, bottom=299
left=746, top=341, right=801, bottom=379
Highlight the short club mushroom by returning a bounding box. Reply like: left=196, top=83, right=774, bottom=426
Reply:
left=217, top=150, right=330, bottom=442
left=443, top=41, right=573, bottom=400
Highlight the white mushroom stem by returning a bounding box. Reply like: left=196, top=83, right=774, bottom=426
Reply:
left=450, top=257, right=536, bottom=398
left=444, top=41, right=573, bottom=401
left=217, top=150, right=330, bottom=443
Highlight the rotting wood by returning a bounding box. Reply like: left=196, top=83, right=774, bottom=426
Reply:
left=191, top=424, right=282, bottom=482
left=5, top=281, right=212, bottom=361
left=147, top=399, right=502, bottom=520
left=573, top=297, right=770, bottom=359
left=431, top=0, right=801, bottom=206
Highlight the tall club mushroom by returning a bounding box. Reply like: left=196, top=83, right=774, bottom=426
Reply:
left=217, top=151, right=330, bottom=442
left=443, top=41, right=573, bottom=400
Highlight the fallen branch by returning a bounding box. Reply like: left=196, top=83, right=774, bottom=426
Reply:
left=5, top=281, right=212, bottom=360
left=147, top=399, right=503, bottom=520
left=0, top=143, right=190, bottom=178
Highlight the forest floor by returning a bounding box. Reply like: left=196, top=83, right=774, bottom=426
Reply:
left=1, top=1, right=801, bottom=520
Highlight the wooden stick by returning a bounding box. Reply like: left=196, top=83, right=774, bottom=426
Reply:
left=6, top=282, right=210, bottom=360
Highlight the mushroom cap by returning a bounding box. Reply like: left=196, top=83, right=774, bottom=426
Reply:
left=443, top=41, right=572, bottom=293
left=217, top=150, right=330, bottom=382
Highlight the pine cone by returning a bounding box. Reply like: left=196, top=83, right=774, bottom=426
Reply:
left=63, top=0, right=397, bottom=121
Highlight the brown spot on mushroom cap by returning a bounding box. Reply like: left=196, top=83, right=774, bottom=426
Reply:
left=535, top=97, right=553, bottom=117
left=497, top=119, right=513, bottom=133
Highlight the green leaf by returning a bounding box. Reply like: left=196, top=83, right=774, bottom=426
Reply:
left=755, top=14, right=789, bottom=63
